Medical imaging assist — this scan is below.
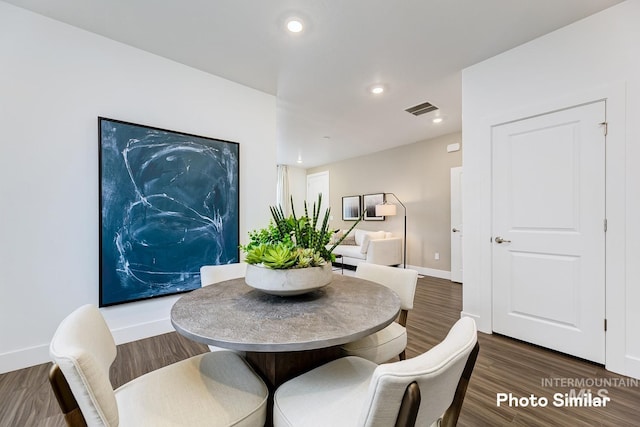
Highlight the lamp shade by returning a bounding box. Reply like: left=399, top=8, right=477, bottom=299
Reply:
left=376, top=203, right=397, bottom=217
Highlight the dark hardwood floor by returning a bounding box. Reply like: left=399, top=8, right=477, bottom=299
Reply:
left=408, top=276, right=640, bottom=427
left=1, top=275, right=638, bottom=426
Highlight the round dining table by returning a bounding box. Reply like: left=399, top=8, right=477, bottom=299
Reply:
left=171, top=273, right=401, bottom=389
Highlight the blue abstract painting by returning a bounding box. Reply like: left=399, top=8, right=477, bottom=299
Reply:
left=99, top=118, right=239, bottom=306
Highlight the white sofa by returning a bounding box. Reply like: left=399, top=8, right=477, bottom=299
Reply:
left=330, top=228, right=402, bottom=268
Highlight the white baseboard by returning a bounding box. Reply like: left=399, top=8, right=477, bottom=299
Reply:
left=460, top=311, right=481, bottom=323
left=407, top=265, right=451, bottom=280
left=0, top=344, right=51, bottom=374
left=621, top=355, right=640, bottom=380
left=0, top=317, right=174, bottom=374
left=110, top=317, right=174, bottom=345
left=460, top=311, right=491, bottom=334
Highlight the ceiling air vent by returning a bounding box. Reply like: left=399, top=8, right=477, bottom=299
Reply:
left=405, top=101, right=438, bottom=116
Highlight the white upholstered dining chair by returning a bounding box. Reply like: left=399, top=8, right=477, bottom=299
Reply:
left=49, top=304, right=268, bottom=427
left=200, top=262, right=247, bottom=287
left=274, top=317, right=479, bottom=427
left=341, top=263, right=418, bottom=363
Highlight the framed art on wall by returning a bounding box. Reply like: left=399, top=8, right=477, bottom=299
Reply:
left=342, top=195, right=361, bottom=220
left=99, top=117, right=240, bottom=307
left=363, top=193, right=385, bottom=221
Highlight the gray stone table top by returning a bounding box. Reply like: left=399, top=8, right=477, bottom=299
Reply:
left=171, top=274, right=401, bottom=352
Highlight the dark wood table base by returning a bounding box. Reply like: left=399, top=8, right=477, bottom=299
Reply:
left=171, top=276, right=400, bottom=426
left=245, top=346, right=344, bottom=427
left=245, top=346, right=343, bottom=389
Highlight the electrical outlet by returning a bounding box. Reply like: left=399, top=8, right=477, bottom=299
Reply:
left=434, top=252, right=440, bottom=260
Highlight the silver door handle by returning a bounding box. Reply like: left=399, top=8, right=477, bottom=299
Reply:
left=452, top=228, right=461, bottom=233
left=495, top=236, right=511, bottom=244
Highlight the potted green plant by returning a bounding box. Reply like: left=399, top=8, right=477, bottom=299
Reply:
left=241, top=195, right=360, bottom=295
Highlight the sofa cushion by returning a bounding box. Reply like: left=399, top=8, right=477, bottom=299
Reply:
left=359, top=231, right=386, bottom=253
left=341, top=235, right=357, bottom=245
left=329, top=230, right=344, bottom=245
left=360, top=234, right=372, bottom=254
left=354, top=229, right=385, bottom=246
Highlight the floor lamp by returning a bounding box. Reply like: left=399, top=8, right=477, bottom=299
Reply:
left=376, top=193, right=407, bottom=269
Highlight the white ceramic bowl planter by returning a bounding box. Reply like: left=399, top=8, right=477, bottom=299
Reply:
left=245, top=263, right=333, bottom=296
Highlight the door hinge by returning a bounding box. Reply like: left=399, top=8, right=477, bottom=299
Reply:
left=599, top=121, right=608, bottom=136
left=604, top=219, right=608, bottom=232
left=604, top=319, right=608, bottom=331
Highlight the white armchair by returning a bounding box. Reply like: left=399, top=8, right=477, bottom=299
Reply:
left=365, top=237, right=404, bottom=266
left=274, top=317, right=479, bottom=427
left=331, top=229, right=402, bottom=267
left=49, top=304, right=268, bottom=427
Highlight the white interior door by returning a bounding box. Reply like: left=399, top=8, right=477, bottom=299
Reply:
left=450, top=167, right=463, bottom=283
left=492, top=101, right=605, bottom=363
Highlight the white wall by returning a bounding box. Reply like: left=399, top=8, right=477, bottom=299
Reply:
left=462, top=0, right=639, bottom=378
left=0, top=2, right=276, bottom=373
left=308, top=132, right=462, bottom=276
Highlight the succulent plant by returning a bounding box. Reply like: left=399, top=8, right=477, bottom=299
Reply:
left=261, top=244, right=297, bottom=269
left=240, top=194, right=360, bottom=269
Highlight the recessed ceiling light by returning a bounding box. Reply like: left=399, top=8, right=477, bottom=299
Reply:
left=370, top=85, right=385, bottom=95
left=286, top=19, right=304, bottom=33
left=432, top=117, right=443, bottom=124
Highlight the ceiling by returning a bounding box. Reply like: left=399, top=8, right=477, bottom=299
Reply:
left=5, top=0, right=623, bottom=168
